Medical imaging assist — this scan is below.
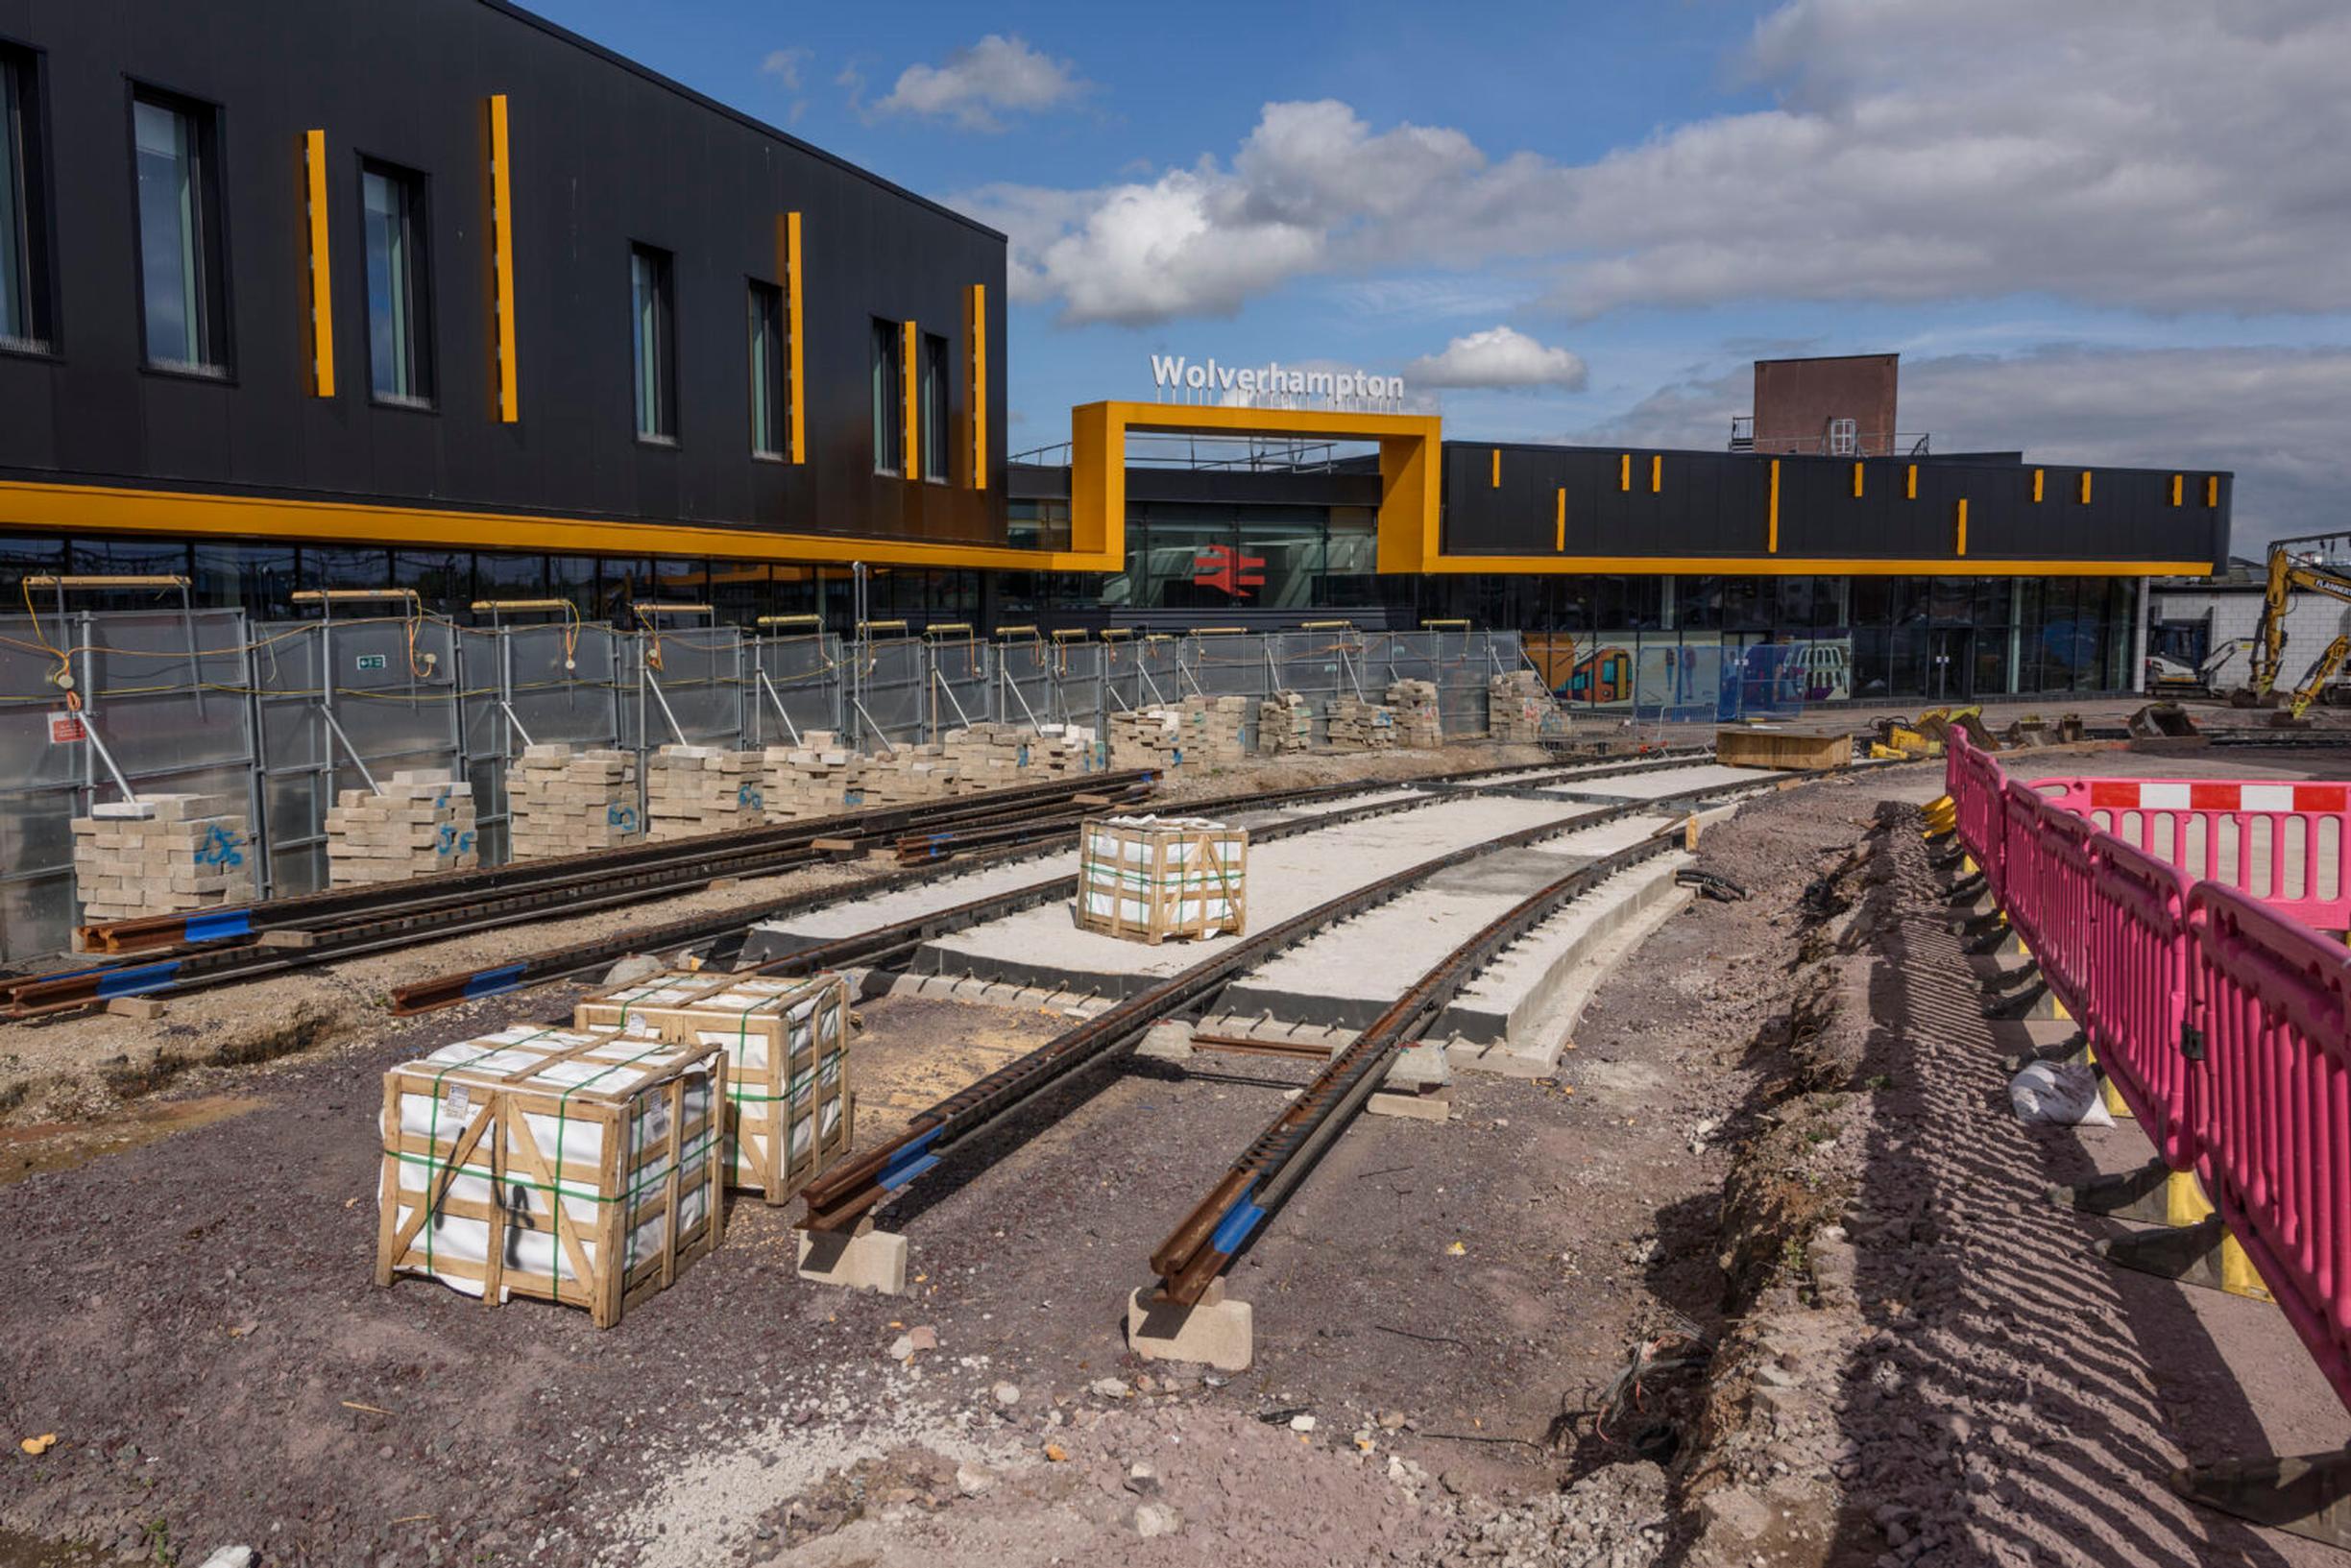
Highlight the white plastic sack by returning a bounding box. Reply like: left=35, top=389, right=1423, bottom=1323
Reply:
left=2008, top=1061, right=2115, bottom=1127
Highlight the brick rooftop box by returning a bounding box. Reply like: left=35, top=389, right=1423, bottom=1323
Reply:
left=375, top=1025, right=724, bottom=1328
left=1074, top=815, right=1248, bottom=944
left=573, top=970, right=852, bottom=1202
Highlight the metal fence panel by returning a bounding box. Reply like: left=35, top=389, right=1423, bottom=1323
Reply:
left=747, top=633, right=842, bottom=746
left=1051, top=641, right=1105, bottom=732
left=997, top=639, right=1054, bottom=732
left=854, top=638, right=928, bottom=747
left=1103, top=637, right=1181, bottom=717
left=928, top=635, right=994, bottom=734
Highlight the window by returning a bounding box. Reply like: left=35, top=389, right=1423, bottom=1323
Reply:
left=629, top=245, right=674, bottom=441
left=132, top=87, right=227, bottom=373
left=747, top=280, right=786, bottom=457
left=870, top=318, right=902, bottom=473
left=921, top=331, right=949, bottom=481
left=360, top=160, right=432, bottom=405
left=0, top=45, right=52, bottom=351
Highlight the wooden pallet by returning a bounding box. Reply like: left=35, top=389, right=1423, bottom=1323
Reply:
left=1715, top=726, right=1853, bottom=773
left=574, top=969, right=854, bottom=1203
left=375, top=1025, right=725, bottom=1328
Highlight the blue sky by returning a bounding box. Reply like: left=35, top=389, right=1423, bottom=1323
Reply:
left=532, top=0, right=2351, bottom=547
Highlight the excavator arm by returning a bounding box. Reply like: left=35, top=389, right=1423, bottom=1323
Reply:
left=2250, top=549, right=2351, bottom=695
left=2287, top=634, right=2351, bottom=720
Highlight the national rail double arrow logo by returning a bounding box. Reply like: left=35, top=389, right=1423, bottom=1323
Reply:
left=1194, top=543, right=1267, bottom=600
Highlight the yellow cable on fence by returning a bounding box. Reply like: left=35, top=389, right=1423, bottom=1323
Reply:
left=19, top=579, right=81, bottom=712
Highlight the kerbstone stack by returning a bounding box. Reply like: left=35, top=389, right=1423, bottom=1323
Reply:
left=1387, top=679, right=1442, bottom=749
left=1325, top=696, right=1396, bottom=752
left=70, top=794, right=257, bottom=937
left=762, top=731, right=855, bottom=822
left=1108, top=708, right=1186, bottom=769
left=1177, top=695, right=1249, bottom=767
left=1489, top=670, right=1551, bottom=743
left=326, top=771, right=480, bottom=886
left=508, top=745, right=642, bottom=858
left=646, top=746, right=764, bottom=840
left=1257, top=691, right=1313, bottom=755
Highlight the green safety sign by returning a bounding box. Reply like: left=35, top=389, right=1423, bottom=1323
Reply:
left=356, top=653, right=387, bottom=671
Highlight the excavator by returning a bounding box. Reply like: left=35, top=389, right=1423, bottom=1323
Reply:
left=2229, top=532, right=2351, bottom=715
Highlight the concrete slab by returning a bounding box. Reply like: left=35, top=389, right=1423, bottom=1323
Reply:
left=1127, top=1282, right=1252, bottom=1371
left=1446, top=868, right=1693, bottom=1076
left=1210, top=813, right=1675, bottom=1030
left=796, top=1227, right=909, bottom=1294
left=1367, top=1088, right=1454, bottom=1122
left=1537, top=762, right=1781, bottom=801
left=906, top=794, right=1609, bottom=999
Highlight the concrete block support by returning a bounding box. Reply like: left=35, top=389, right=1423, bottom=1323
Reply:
left=796, top=1225, right=909, bottom=1295
left=1127, top=1279, right=1253, bottom=1371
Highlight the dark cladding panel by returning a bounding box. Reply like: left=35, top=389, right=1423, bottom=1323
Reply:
left=0, top=0, right=1008, bottom=550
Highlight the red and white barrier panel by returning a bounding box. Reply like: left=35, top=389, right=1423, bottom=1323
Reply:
left=2188, top=885, right=2351, bottom=1411
left=2031, top=777, right=2351, bottom=929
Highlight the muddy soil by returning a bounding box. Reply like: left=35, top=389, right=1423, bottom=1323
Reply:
left=0, top=763, right=1891, bottom=1567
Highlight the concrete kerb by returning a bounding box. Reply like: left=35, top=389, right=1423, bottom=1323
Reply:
left=795, top=1223, right=910, bottom=1295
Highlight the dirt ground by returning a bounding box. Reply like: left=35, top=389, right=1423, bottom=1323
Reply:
left=2, top=732, right=2346, bottom=1566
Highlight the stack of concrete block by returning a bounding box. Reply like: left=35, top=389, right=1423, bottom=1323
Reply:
left=1325, top=696, right=1396, bottom=752
left=1387, top=679, right=1443, bottom=748
left=326, top=771, right=479, bottom=885
left=762, top=731, right=857, bottom=822
left=1257, top=691, right=1314, bottom=755
left=645, top=746, right=765, bottom=840
left=1489, top=670, right=1551, bottom=742
left=850, top=746, right=962, bottom=807
left=1177, top=695, right=1250, bottom=766
left=1108, top=708, right=1186, bottom=769
left=70, top=794, right=257, bottom=936
left=508, top=745, right=642, bottom=858
left=943, top=723, right=1048, bottom=792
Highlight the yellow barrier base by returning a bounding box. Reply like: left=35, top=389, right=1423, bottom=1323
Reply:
left=2052, top=1161, right=2214, bottom=1227
left=2172, top=1449, right=2351, bottom=1548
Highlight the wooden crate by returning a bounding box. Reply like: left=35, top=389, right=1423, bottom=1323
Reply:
left=1715, top=725, right=1854, bottom=773
left=375, top=1025, right=725, bottom=1328
left=573, top=970, right=853, bottom=1203
left=1073, top=815, right=1248, bottom=944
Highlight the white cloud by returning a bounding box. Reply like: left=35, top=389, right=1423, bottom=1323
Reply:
left=1406, top=326, right=1587, bottom=391
left=1583, top=346, right=2351, bottom=552
left=760, top=48, right=809, bottom=92
left=958, top=1, right=2351, bottom=326
left=874, top=36, right=1089, bottom=133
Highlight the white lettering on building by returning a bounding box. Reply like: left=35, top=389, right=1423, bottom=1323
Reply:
left=1148, top=354, right=1405, bottom=410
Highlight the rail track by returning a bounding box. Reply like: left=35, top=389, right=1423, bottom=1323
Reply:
left=794, top=760, right=1827, bottom=1236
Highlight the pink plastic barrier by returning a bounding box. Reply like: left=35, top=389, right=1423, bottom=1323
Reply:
left=2188, top=885, right=2351, bottom=1410
left=2085, top=836, right=2197, bottom=1167
left=1951, top=734, right=2009, bottom=895
left=2030, top=776, right=2351, bottom=929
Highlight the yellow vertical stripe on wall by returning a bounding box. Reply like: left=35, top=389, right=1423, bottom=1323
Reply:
left=1554, top=487, right=1565, bottom=551
left=784, top=212, right=806, bottom=464
left=486, top=96, right=519, bottom=423
left=2032, top=469, right=2044, bottom=503
left=1767, top=459, right=1780, bottom=553
left=902, top=320, right=919, bottom=476
left=1650, top=453, right=1661, bottom=494
left=2170, top=473, right=2184, bottom=506
left=1852, top=462, right=1863, bottom=498
left=302, top=130, right=334, bottom=398
left=2206, top=474, right=2219, bottom=507
left=966, top=283, right=986, bottom=490
left=1490, top=448, right=1500, bottom=488
left=1956, top=498, right=1969, bottom=556
left=1619, top=453, right=1631, bottom=492
left=2079, top=470, right=2093, bottom=504
left=1905, top=463, right=1917, bottom=500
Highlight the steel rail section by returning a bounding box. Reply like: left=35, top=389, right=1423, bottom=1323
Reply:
left=1151, top=832, right=1679, bottom=1305
left=795, top=765, right=1793, bottom=1234
left=73, top=768, right=1163, bottom=955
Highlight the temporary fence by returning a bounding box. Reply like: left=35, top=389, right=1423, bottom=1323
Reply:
left=1944, top=730, right=2351, bottom=1508
left=0, top=611, right=1534, bottom=960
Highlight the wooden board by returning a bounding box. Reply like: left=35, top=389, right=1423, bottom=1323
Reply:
left=1715, top=726, right=1853, bottom=773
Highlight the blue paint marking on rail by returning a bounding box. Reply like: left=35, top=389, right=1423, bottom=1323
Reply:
left=182, top=909, right=253, bottom=944
left=877, top=1125, right=946, bottom=1191
left=95, top=961, right=181, bottom=1001
left=1208, top=1188, right=1267, bottom=1255
left=463, top=963, right=527, bottom=1000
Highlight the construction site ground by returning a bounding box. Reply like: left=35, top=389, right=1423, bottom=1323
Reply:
left=2, top=715, right=2348, bottom=1567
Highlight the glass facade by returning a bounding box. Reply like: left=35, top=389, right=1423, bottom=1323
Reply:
left=361, top=162, right=431, bottom=404
left=869, top=318, right=901, bottom=474
left=747, top=282, right=786, bottom=457
left=628, top=245, right=673, bottom=440
left=133, top=92, right=220, bottom=371
left=0, top=46, right=39, bottom=350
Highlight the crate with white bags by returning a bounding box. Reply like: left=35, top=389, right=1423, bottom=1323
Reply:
left=1073, top=815, right=1248, bottom=944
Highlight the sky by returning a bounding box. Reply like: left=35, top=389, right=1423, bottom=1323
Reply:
left=532, top=0, right=2351, bottom=553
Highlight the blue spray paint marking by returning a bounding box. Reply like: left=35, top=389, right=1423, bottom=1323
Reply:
left=1208, top=1187, right=1267, bottom=1255
left=192, top=825, right=244, bottom=870
left=739, top=783, right=764, bottom=809
left=464, top=963, right=527, bottom=1000
left=95, top=960, right=182, bottom=1001
left=436, top=825, right=479, bottom=857
left=607, top=804, right=639, bottom=831
left=182, top=909, right=253, bottom=944
left=878, top=1126, right=946, bottom=1192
